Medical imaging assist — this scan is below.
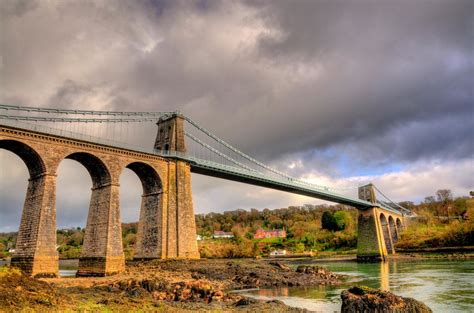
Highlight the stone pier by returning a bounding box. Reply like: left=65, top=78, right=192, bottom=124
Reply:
left=357, top=184, right=404, bottom=262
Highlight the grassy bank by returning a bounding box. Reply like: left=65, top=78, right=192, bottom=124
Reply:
left=1, top=192, right=472, bottom=259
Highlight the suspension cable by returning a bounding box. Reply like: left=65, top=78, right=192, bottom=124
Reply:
left=184, top=116, right=331, bottom=190
left=185, top=132, right=257, bottom=172
left=373, top=185, right=410, bottom=213
left=0, top=104, right=172, bottom=116
left=0, top=114, right=160, bottom=123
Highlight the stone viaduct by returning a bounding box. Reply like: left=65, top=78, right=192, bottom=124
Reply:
left=0, top=115, right=199, bottom=277
left=1, top=113, right=405, bottom=277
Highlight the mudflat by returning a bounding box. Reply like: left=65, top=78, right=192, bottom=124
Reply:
left=1, top=258, right=340, bottom=312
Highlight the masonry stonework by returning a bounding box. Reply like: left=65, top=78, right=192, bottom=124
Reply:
left=1, top=123, right=199, bottom=277
left=357, top=185, right=404, bottom=262
left=11, top=174, right=58, bottom=277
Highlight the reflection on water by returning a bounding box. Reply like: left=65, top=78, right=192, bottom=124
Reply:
left=380, top=261, right=389, bottom=291
left=240, top=259, right=474, bottom=313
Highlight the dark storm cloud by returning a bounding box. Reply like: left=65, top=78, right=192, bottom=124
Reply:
left=1, top=0, right=472, bottom=167
left=242, top=0, right=474, bottom=163
left=1, top=0, right=473, bottom=231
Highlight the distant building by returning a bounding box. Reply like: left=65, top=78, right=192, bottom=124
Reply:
left=270, top=249, right=287, bottom=256
left=8, top=248, right=15, bottom=253
left=254, top=228, right=286, bottom=239
left=197, top=234, right=203, bottom=241
left=212, top=231, right=234, bottom=239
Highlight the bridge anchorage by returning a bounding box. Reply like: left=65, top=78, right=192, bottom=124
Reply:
left=0, top=105, right=410, bottom=277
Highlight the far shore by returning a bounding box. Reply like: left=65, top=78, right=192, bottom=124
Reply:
left=2, top=247, right=474, bottom=264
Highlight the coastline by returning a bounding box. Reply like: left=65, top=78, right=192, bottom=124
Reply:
left=1, top=258, right=339, bottom=312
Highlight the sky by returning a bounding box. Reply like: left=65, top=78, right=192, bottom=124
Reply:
left=0, top=0, right=473, bottom=232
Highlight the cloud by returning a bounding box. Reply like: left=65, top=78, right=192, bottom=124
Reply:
left=0, top=0, right=473, bottom=231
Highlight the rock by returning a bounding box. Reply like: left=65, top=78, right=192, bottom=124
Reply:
left=266, top=299, right=285, bottom=305
left=341, top=286, right=432, bottom=313
left=269, top=261, right=292, bottom=271
left=212, top=290, right=225, bottom=301
left=296, top=265, right=337, bottom=279
left=235, top=297, right=257, bottom=306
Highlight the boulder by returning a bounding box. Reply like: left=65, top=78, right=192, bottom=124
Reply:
left=296, top=265, right=337, bottom=279
left=269, top=261, right=292, bottom=271
left=341, top=286, right=432, bottom=313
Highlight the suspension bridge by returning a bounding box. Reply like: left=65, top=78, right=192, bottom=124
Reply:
left=0, top=104, right=408, bottom=277
left=0, top=104, right=408, bottom=213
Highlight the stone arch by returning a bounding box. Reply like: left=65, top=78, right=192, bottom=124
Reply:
left=125, top=162, right=162, bottom=195
left=64, top=152, right=111, bottom=188
left=396, top=218, right=403, bottom=233
left=123, top=162, right=164, bottom=259
left=380, top=213, right=394, bottom=254
left=0, top=139, right=46, bottom=177
left=388, top=216, right=398, bottom=243
left=1, top=140, right=57, bottom=276
left=59, top=152, right=124, bottom=276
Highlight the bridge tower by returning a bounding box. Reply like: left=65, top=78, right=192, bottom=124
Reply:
left=357, top=184, right=402, bottom=261
left=150, top=112, right=199, bottom=258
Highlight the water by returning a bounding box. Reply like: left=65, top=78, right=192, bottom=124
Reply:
left=2, top=258, right=472, bottom=312
left=57, top=259, right=78, bottom=277
left=239, top=258, right=474, bottom=313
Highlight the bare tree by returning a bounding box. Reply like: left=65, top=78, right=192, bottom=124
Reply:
left=436, top=189, right=453, bottom=219
left=436, top=189, right=453, bottom=202
left=424, top=196, right=436, bottom=204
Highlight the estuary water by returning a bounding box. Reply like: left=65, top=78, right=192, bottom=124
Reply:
left=1, top=258, right=472, bottom=312
left=239, top=258, right=474, bottom=313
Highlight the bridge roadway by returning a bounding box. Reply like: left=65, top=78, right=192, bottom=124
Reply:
left=0, top=120, right=400, bottom=214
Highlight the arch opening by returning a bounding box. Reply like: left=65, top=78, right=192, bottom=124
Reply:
left=126, top=162, right=162, bottom=195
left=55, top=160, right=94, bottom=267
left=1, top=140, right=57, bottom=276
left=122, top=162, right=163, bottom=259
left=0, top=140, right=46, bottom=178
left=380, top=213, right=393, bottom=254
left=0, top=148, right=30, bottom=245
left=388, top=216, right=398, bottom=243
left=396, top=218, right=402, bottom=233
left=65, top=152, right=111, bottom=188
left=61, top=152, right=125, bottom=276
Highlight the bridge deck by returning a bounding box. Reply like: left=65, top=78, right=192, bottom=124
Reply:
left=0, top=121, right=401, bottom=214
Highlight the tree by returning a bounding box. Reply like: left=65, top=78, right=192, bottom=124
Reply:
left=321, top=211, right=336, bottom=231
left=436, top=189, right=453, bottom=203
left=436, top=189, right=453, bottom=219
left=424, top=196, right=436, bottom=204
left=333, top=211, right=349, bottom=231
left=321, top=211, right=346, bottom=231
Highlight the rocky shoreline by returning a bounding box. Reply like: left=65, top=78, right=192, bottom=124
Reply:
left=1, top=259, right=340, bottom=312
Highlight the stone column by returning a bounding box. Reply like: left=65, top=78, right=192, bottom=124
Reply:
left=175, top=161, right=199, bottom=258
left=135, top=191, right=164, bottom=259
left=164, top=160, right=199, bottom=258
left=153, top=112, right=199, bottom=259
left=166, top=162, right=177, bottom=258
left=356, top=208, right=387, bottom=262
left=11, top=173, right=58, bottom=277
left=77, top=183, right=125, bottom=276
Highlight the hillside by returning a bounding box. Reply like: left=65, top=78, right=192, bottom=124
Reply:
left=1, top=190, right=473, bottom=259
